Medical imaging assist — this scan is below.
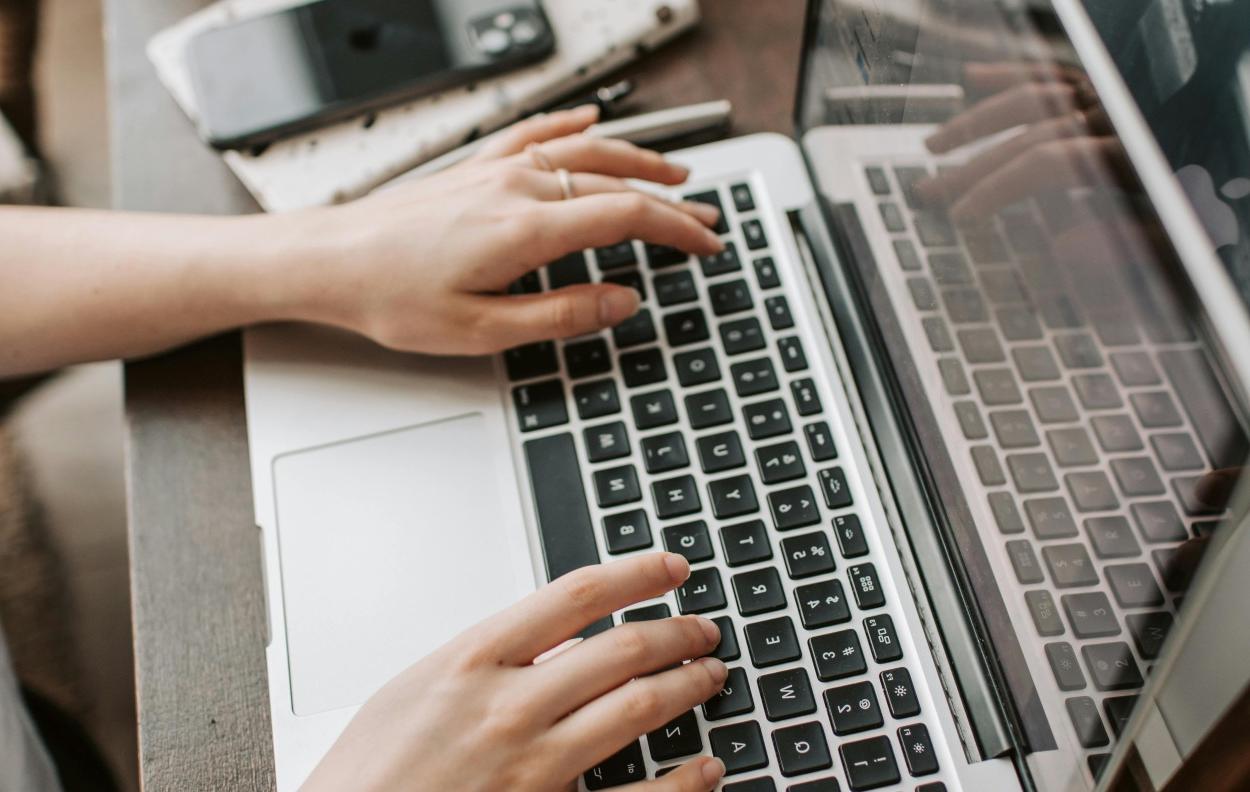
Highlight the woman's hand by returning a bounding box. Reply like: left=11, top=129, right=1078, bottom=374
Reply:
left=275, top=105, right=723, bottom=355
left=301, top=553, right=728, bottom=792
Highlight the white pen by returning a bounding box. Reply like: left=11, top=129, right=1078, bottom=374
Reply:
left=381, top=100, right=733, bottom=188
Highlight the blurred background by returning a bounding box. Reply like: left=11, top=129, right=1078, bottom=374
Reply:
left=2, top=0, right=136, bottom=788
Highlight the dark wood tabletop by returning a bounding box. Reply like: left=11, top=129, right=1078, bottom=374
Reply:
left=105, top=2, right=805, bottom=788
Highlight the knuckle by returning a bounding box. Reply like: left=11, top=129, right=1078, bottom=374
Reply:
left=680, top=616, right=710, bottom=648
left=622, top=685, right=664, bottom=723
left=482, top=701, right=531, bottom=741
left=497, top=165, right=532, bottom=191
left=619, top=192, right=652, bottom=222
left=559, top=566, right=609, bottom=616
left=548, top=294, right=584, bottom=338
left=611, top=626, right=652, bottom=665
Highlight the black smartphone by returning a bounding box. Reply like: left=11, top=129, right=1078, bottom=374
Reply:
left=185, top=0, right=555, bottom=150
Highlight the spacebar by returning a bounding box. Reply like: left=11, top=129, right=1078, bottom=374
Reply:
left=523, top=433, right=612, bottom=637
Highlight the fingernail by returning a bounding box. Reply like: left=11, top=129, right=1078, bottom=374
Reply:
left=705, top=230, right=726, bottom=251
left=663, top=553, right=690, bottom=584
left=696, top=617, right=721, bottom=644
left=688, top=201, right=721, bottom=227
left=572, top=103, right=601, bottom=120
left=599, top=288, right=640, bottom=326
left=702, top=757, right=726, bottom=785
left=699, top=656, right=729, bottom=683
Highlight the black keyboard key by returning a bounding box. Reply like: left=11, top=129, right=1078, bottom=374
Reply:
left=674, top=347, right=721, bottom=387
left=832, top=515, right=869, bottom=558
left=878, top=202, right=905, bottom=232
left=711, top=615, right=741, bottom=661
left=733, top=567, right=787, bottom=616
left=1131, top=501, right=1187, bottom=543
left=1087, top=516, right=1141, bottom=559
left=893, top=238, right=922, bottom=271
left=698, top=430, right=746, bottom=473
left=1091, top=415, right=1144, bottom=453
left=990, top=409, right=1040, bottom=448
left=1104, top=694, right=1139, bottom=737
left=804, top=422, right=838, bottom=461
left=1159, top=347, right=1249, bottom=469
left=514, top=379, right=568, bottom=431
left=880, top=668, right=920, bottom=718
left=1045, top=641, right=1086, bottom=690
left=721, top=317, right=767, bottom=355
left=732, top=357, right=780, bottom=397
left=620, top=348, right=667, bottom=387
left=1005, top=540, right=1044, bottom=584
left=790, top=379, right=822, bottom=416
left=509, top=270, right=542, bottom=295
left=1041, top=543, right=1099, bottom=588
left=709, top=474, right=760, bottom=519
left=1066, top=696, right=1110, bottom=748
left=631, top=389, right=678, bottom=430
left=603, top=509, right=652, bottom=554
left=971, top=446, right=1006, bottom=487
left=818, top=468, right=853, bottom=510
left=974, top=369, right=1022, bottom=405
left=654, top=270, right=698, bottom=306
left=585, top=422, right=630, bottom=463
left=1127, top=611, right=1172, bottom=659
left=584, top=740, right=646, bottom=789
left=710, top=278, right=754, bottom=315
left=675, top=566, right=726, bottom=614
left=893, top=166, right=928, bottom=209
left=1025, top=590, right=1065, bottom=636
left=549, top=252, right=592, bottom=288
left=731, top=182, right=756, bottom=211
left=1024, top=497, right=1078, bottom=540
left=779, top=337, right=809, bottom=372
left=687, top=389, right=734, bottom=429
left=645, top=243, right=687, bottom=269
left=662, top=520, right=714, bottom=563
left=898, top=725, right=938, bottom=777
left=595, top=242, right=638, bottom=271
left=988, top=493, right=1024, bottom=535
left=759, top=667, right=817, bottom=722
left=1055, top=333, right=1103, bottom=369
left=648, top=710, right=703, bottom=763
left=766, top=296, right=795, bottom=329
left=745, top=398, right=792, bottom=440
left=1013, top=346, right=1061, bottom=383
left=1062, top=592, right=1120, bottom=638
left=774, top=721, right=833, bottom=778
left=756, top=441, right=806, bottom=484
left=702, top=243, right=744, bottom=277
left=594, top=465, right=641, bottom=508
left=768, top=485, right=820, bottom=531
left=782, top=532, right=836, bottom=579
left=1048, top=427, right=1098, bottom=467
left=505, top=342, right=559, bottom=381
left=796, top=579, right=850, bottom=629
left=523, top=434, right=606, bottom=635
left=825, top=680, right=882, bottom=735
left=839, top=736, right=899, bottom=791
left=664, top=308, right=710, bottom=347
left=704, top=666, right=755, bottom=720
left=915, top=210, right=957, bottom=247
left=574, top=379, right=621, bottom=419
left=710, top=721, right=770, bottom=776
left=721, top=520, right=772, bottom=567
left=1088, top=753, right=1111, bottom=782
left=622, top=603, right=671, bottom=623
left=864, top=615, right=902, bottom=663
left=1105, top=563, right=1164, bottom=608
left=603, top=268, right=645, bottom=300
left=864, top=166, right=891, bottom=196
left=743, top=218, right=769, bottom=250
left=754, top=256, right=781, bottom=289
left=1151, top=433, right=1204, bottom=472
left=909, top=278, right=938, bottom=311
left=641, top=431, right=689, bottom=474
left=745, top=616, right=801, bottom=667
left=612, top=308, right=657, bottom=349
left=848, top=564, right=886, bottom=609
left=1082, top=642, right=1143, bottom=691
left=653, top=474, right=702, bottom=519
left=1110, top=457, right=1165, bottom=497
left=810, top=630, right=866, bottom=681
left=686, top=189, right=730, bottom=234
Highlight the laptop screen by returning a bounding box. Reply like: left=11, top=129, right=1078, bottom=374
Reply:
left=795, top=1, right=1250, bottom=790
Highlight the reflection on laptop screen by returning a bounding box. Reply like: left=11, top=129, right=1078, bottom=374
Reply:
left=797, top=1, right=1250, bottom=789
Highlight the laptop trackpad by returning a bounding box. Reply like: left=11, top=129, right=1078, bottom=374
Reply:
left=273, top=413, right=520, bottom=716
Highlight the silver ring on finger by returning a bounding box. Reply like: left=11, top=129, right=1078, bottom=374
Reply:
left=557, top=168, right=575, bottom=200
left=526, top=142, right=555, bottom=172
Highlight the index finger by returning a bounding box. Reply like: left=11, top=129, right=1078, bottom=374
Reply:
left=926, top=81, right=1078, bottom=153
left=473, top=105, right=601, bottom=161
left=474, top=553, right=691, bottom=665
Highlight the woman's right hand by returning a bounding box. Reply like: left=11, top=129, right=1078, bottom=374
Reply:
left=301, top=553, right=728, bottom=792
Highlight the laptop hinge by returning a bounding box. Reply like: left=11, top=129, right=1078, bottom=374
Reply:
left=786, top=205, right=1021, bottom=765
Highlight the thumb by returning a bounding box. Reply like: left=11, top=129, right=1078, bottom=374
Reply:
left=474, top=284, right=641, bottom=349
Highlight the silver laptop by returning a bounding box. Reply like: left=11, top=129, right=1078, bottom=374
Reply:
left=242, top=0, right=1250, bottom=789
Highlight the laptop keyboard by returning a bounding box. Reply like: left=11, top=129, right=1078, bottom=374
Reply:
left=504, top=179, right=949, bottom=791
left=864, top=163, right=1246, bottom=781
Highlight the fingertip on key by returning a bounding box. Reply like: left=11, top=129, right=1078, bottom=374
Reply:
left=663, top=552, right=691, bottom=585
left=701, top=757, right=727, bottom=785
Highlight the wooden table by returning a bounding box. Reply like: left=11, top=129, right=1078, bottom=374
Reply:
left=105, top=2, right=805, bottom=788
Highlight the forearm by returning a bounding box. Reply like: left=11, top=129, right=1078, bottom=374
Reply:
left=0, top=206, right=317, bottom=376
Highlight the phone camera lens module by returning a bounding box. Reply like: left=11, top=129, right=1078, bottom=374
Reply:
left=511, top=19, right=540, bottom=45
left=477, top=27, right=511, bottom=56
